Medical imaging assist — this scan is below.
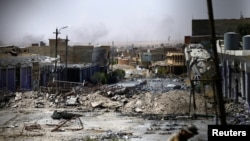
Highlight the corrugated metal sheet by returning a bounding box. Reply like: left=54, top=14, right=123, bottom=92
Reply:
left=67, top=68, right=80, bottom=82
left=0, top=69, right=7, bottom=88
left=21, top=67, right=31, bottom=90
left=7, top=68, right=15, bottom=92
left=41, top=72, right=47, bottom=86
left=81, top=68, right=87, bottom=81
left=245, top=73, right=250, bottom=109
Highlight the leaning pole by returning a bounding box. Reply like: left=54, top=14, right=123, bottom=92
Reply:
left=206, top=0, right=227, bottom=125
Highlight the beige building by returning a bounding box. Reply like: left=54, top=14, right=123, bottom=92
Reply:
left=152, top=50, right=186, bottom=75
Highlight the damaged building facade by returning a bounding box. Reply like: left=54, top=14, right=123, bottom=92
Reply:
left=185, top=18, right=250, bottom=110
left=0, top=52, right=57, bottom=91
left=0, top=39, right=110, bottom=92
left=217, top=32, right=250, bottom=109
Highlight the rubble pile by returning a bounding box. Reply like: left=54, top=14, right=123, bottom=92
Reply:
left=1, top=78, right=249, bottom=122
left=2, top=85, right=212, bottom=117
left=1, top=78, right=250, bottom=141
left=79, top=91, right=123, bottom=111
left=0, top=88, right=15, bottom=108
left=123, top=90, right=208, bottom=115
left=224, top=99, right=250, bottom=125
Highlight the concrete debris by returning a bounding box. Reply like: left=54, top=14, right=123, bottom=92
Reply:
left=0, top=77, right=249, bottom=124
left=2, top=125, right=18, bottom=128
left=225, top=98, right=250, bottom=125
left=100, top=130, right=133, bottom=140
left=0, top=76, right=250, bottom=141
left=14, top=92, right=22, bottom=101
left=51, top=116, right=83, bottom=132
left=134, top=107, right=143, bottom=113
left=91, top=101, right=103, bottom=108
left=1, top=78, right=245, bottom=117
left=65, top=96, right=79, bottom=106
left=0, top=87, right=14, bottom=107
left=21, top=122, right=42, bottom=132
left=51, top=110, right=82, bottom=120
left=34, top=101, right=45, bottom=108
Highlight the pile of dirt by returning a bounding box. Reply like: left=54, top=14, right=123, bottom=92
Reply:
left=2, top=83, right=250, bottom=125
left=122, top=90, right=209, bottom=115
left=3, top=89, right=213, bottom=116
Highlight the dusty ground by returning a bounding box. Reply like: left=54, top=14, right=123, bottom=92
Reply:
left=0, top=87, right=213, bottom=141
left=0, top=78, right=249, bottom=141
left=0, top=108, right=214, bottom=141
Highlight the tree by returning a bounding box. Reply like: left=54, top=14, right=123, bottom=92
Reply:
left=108, top=69, right=125, bottom=83
left=237, top=23, right=250, bottom=39
left=90, top=72, right=107, bottom=84
left=113, top=69, right=125, bottom=80
left=156, top=67, right=169, bottom=77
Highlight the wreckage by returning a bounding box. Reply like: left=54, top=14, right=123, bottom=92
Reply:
left=184, top=43, right=214, bottom=82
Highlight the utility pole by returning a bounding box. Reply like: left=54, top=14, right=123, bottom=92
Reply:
left=207, top=0, right=227, bottom=125
left=65, top=35, right=69, bottom=81
left=111, top=41, right=114, bottom=73
left=54, top=28, right=59, bottom=72
left=53, top=26, right=68, bottom=79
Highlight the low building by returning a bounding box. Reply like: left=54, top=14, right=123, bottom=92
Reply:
left=0, top=49, right=57, bottom=91
left=0, top=39, right=111, bottom=92
left=151, top=48, right=186, bottom=75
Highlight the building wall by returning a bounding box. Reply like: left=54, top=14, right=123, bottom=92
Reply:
left=151, top=53, right=165, bottom=61
left=0, top=66, right=32, bottom=91
left=141, top=53, right=152, bottom=62
left=27, top=42, right=96, bottom=64
left=0, top=42, right=110, bottom=92
left=167, top=52, right=185, bottom=66
left=48, top=38, right=67, bottom=58
left=192, top=18, right=250, bottom=36
left=73, top=45, right=93, bottom=64
left=92, top=46, right=109, bottom=67
left=117, top=58, right=129, bottom=65
left=49, top=38, right=67, bottom=47
left=185, top=35, right=224, bottom=44
left=150, top=48, right=165, bottom=53
left=28, top=46, right=51, bottom=56
left=0, top=46, right=28, bottom=56
left=141, top=53, right=165, bottom=63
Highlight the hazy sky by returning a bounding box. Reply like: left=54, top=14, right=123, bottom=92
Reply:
left=0, top=0, right=249, bottom=46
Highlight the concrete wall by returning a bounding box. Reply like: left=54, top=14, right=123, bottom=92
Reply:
left=141, top=53, right=165, bottom=62
left=73, top=45, right=94, bottom=64
left=28, top=46, right=51, bottom=56
left=192, top=18, right=250, bottom=36
left=92, top=46, right=109, bottom=67
left=117, top=58, right=129, bottom=65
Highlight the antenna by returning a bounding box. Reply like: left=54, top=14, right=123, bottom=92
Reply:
left=240, top=11, right=244, bottom=19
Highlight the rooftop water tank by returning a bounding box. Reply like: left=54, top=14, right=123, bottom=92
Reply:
left=243, top=35, right=250, bottom=50
left=224, top=32, right=239, bottom=50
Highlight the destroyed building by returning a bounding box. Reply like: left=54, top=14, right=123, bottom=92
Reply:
left=0, top=39, right=110, bottom=92
left=184, top=17, right=250, bottom=111
left=0, top=52, right=56, bottom=91
left=217, top=32, right=250, bottom=109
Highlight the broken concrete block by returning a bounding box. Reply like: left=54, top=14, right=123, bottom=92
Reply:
left=91, top=101, right=103, bottom=108
left=65, top=96, right=79, bottom=106
left=14, top=92, right=22, bottom=101
left=51, top=110, right=82, bottom=120
left=102, top=101, right=122, bottom=108
left=134, top=107, right=143, bottom=113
